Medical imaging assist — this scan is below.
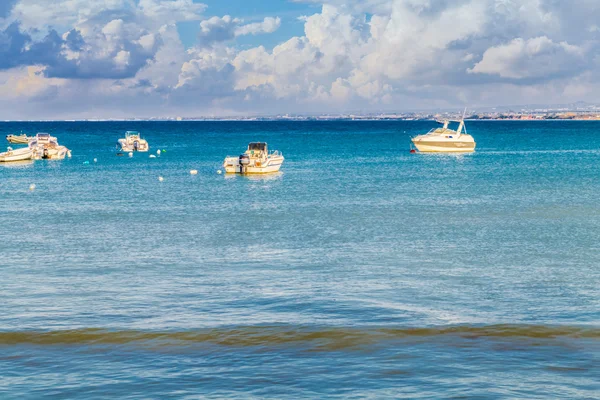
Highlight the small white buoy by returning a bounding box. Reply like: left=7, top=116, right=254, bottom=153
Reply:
left=149, top=154, right=156, bottom=158
left=93, top=158, right=97, bottom=163
left=156, top=149, right=161, bottom=156
left=190, top=169, right=198, bottom=175
left=158, top=176, right=164, bottom=182
left=217, top=170, right=222, bottom=175
left=29, top=184, right=36, bottom=191
left=128, top=152, right=133, bottom=158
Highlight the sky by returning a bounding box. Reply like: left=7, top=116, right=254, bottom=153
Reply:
left=0, top=0, right=599, bottom=119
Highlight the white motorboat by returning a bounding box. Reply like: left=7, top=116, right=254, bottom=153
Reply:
left=223, top=142, right=284, bottom=174
left=117, top=131, right=149, bottom=152
left=411, top=113, right=476, bottom=153
left=29, top=133, right=71, bottom=160
left=0, top=146, right=34, bottom=162
left=6, top=134, right=33, bottom=144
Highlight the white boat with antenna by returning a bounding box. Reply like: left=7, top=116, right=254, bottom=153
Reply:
left=223, top=142, right=284, bottom=174
left=411, top=110, right=476, bottom=153
left=0, top=146, right=34, bottom=162
left=117, top=131, right=149, bottom=152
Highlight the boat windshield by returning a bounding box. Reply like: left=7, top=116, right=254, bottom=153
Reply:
left=248, top=142, right=267, bottom=152
left=126, top=131, right=140, bottom=137
left=37, top=133, right=50, bottom=138
left=428, top=120, right=464, bottom=135
left=445, top=121, right=463, bottom=131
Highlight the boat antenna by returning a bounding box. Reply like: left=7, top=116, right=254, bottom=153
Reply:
left=461, top=108, right=468, bottom=136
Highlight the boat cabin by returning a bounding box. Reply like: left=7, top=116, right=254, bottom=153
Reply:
left=430, top=120, right=465, bottom=136
left=247, top=142, right=268, bottom=156
left=126, top=131, right=141, bottom=138
left=36, top=133, right=51, bottom=142
left=31, top=133, right=58, bottom=146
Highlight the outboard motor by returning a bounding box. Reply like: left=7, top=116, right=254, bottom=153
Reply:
left=239, top=154, right=250, bottom=174
left=133, top=140, right=139, bottom=151
left=42, top=148, right=49, bottom=159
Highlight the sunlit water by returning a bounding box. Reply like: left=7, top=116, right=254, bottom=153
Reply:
left=0, top=121, right=598, bottom=398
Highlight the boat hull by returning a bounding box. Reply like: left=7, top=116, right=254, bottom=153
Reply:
left=118, top=139, right=149, bottom=152
left=31, top=146, right=71, bottom=160
left=224, top=156, right=284, bottom=174
left=6, top=135, right=31, bottom=144
left=0, top=147, right=34, bottom=162
left=412, top=140, right=476, bottom=153
left=119, top=145, right=149, bottom=152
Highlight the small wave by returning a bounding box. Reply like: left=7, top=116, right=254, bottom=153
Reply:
left=0, top=325, right=598, bottom=349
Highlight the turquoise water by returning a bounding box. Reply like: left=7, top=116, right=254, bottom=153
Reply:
left=0, top=121, right=598, bottom=398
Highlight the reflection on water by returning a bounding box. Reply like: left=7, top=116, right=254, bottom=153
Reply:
left=224, top=172, right=283, bottom=181
left=0, top=160, right=34, bottom=168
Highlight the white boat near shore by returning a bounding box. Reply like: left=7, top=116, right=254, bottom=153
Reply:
left=0, top=146, right=34, bottom=162
left=29, top=133, right=71, bottom=160
left=117, top=131, right=149, bottom=152
left=223, top=142, right=284, bottom=174
left=6, top=134, right=33, bottom=144
left=412, top=112, right=476, bottom=153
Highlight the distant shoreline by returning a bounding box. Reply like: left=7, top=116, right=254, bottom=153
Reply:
left=2, top=118, right=600, bottom=123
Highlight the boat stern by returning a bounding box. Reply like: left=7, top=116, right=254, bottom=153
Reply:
left=223, top=152, right=284, bottom=174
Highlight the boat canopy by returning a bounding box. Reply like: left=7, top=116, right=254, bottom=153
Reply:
left=248, top=142, right=267, bottom=151
left=37, top=133, right=50, bottom=138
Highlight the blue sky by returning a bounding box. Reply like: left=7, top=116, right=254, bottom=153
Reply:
left=177, top=0, right=317, bottom=49
left=0, top=0, right=599, bottom=119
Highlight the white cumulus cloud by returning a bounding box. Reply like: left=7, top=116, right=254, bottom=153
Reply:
left=197, top=15, right=282, bottom=47
left=3, top=0, right=600, bottom=119
left=468, top=36, right=586, bottom=80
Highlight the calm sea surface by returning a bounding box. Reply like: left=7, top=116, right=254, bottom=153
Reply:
left=0, top=121, right=598, bottom=398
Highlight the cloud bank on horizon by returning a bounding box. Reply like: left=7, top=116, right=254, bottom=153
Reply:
left=0, top=0, right=599, bottom=119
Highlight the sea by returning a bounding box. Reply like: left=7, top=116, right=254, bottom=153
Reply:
left=0, top=121, right=598, bottom=399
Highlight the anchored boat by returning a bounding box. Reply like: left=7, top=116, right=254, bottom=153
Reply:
left=411, top=114, right=476, bottom=153
left=223, top=142, right=284, bottom=174
left=29, top=133, right=71, bottom=160
left=6, top=134, right=33, bottom=144
left=117, top=131, right=149, bottom=152
left=0, top=146, right=34, bottom=162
